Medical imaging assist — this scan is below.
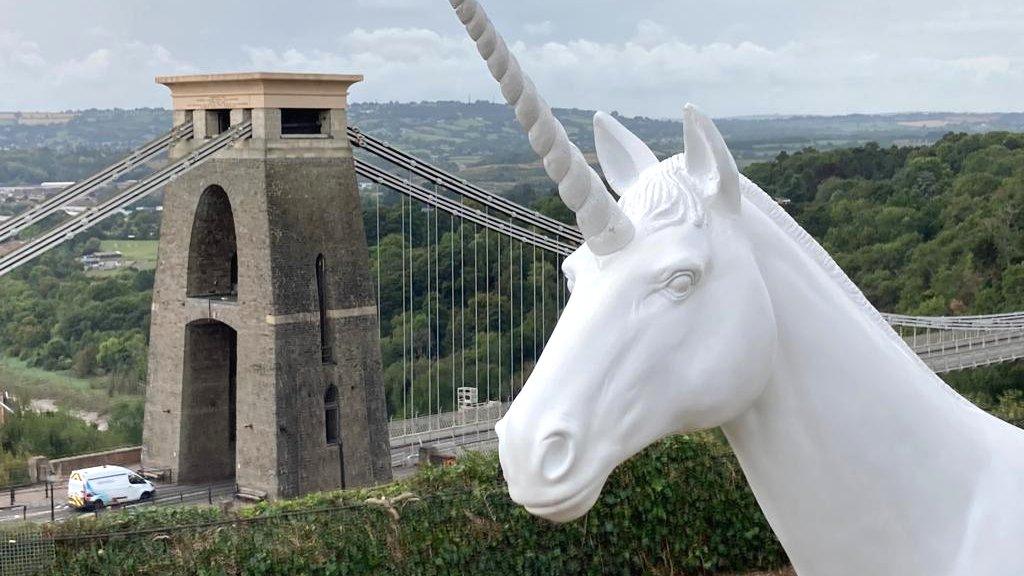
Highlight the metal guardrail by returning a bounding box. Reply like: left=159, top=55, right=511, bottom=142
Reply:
left=919, top=337, right=1024, bottom=373
left=101, top=483, right=236, bottom=515
left=0, top=505, right=27, bottom=521
left=885, top=311, right=1024, bottom=331
left=388, top=401, right=509, bottom=440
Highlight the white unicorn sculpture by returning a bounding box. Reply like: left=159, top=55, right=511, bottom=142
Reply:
left=449, top=1, right=1024, bottom=574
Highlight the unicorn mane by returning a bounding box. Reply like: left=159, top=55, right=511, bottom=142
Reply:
left=619, top=154, right=707, bottom=232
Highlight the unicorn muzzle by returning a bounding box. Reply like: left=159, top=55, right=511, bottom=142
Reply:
left=497, top=414, right=593, bottom=505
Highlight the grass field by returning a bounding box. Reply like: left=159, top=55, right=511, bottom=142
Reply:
left=0, top=356, right=129, bottom=414
left=98, top=239, right=158, bottom=267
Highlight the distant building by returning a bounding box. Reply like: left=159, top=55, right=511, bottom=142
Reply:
left=457, top=387, right=480, bottom=411
left=0, top=185, right=61, bottom=202
left=0, top=112, right=76, bottom=126
left=81, top=251, right=125, bottom=271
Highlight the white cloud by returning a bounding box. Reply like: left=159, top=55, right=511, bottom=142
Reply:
left=943, top=56, right=1014, bottom=81
left=524, top=20, right=554, bottom=36
left=0, top=35, right=196, bottom=109
left=890, top=6, right=1024, bottom=35
left=54, top=48, right=113, bottom=82
left=345, top=27, right=467, bottom=63
left=0, top=31, right=45, bottom=73
left=51, top=42, right=195, bottom=85
left=243, top=27, right=490, bottom=104
left=631, top=20, right=670, bottom=48
left=354, top=0, right=420, bottom=7
left=234, top=20, right=1024, bottom=118
left=4, top=1, right=1024, bottom=116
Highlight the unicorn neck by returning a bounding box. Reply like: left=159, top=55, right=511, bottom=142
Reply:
left=720, top=201, right=1001, bottom=575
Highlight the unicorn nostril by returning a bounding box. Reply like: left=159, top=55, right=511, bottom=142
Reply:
left=539, top=431, right=575, bottom=482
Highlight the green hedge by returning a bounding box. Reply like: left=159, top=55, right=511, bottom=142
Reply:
left=43, top=435, right=786, bottom=575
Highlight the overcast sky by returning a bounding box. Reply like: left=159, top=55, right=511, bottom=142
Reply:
left=2, top=0, right=1024, bottom=118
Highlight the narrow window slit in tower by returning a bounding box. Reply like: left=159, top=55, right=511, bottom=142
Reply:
left=324, top=385, right=339, bottom=445
left=316, top=254, right=334, bottom=363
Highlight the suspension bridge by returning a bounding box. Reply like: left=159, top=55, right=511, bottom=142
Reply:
left=2, top=99, right=1023, bottom=476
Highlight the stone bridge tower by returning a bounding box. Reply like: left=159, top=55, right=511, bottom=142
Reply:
left=142, top=73, right=391, bottom=499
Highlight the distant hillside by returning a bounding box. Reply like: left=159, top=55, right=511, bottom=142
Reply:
left=349, top=101, right=1024, bottom=169
left=0, top=111, right=76, bottom=126
left=347, top=102, right=1024, bottom=192
left=0, top=108, right=170, bottom=151
left=3, top=102, right=1024, bottom=192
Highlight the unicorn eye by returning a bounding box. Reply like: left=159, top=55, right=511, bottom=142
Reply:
left=663, top=271, right=696, bottom=300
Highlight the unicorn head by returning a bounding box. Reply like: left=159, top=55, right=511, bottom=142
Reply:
left=451, top=0, right=778, bottom=522
left=495, top=108, right=778, bottom=522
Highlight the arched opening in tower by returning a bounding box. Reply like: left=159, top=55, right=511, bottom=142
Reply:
left=187, top=185, right=238, bottom=299
left=178, top=319, right=237, bottom=483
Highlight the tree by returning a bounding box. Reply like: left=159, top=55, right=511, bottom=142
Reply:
left=107, top=398, right=144, bottom=444
left=81, top=237, right=102, bottom=255
left=96, top=332, right=147, bottom=376
left=71, top=345, right=98, bottom=378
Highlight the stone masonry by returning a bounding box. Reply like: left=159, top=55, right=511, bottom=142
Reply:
left=142, top=73, right=392, bottom=499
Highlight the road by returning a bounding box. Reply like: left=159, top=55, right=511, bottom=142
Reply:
left=0, top=481, right=237, bottom=524
left=1, top=423, right=501, bottom=524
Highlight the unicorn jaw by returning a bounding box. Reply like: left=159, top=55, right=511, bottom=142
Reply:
left=519, top=473, right=606, bottom=523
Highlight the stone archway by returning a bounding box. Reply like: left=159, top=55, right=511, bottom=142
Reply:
left=187, top=185, right=238, bottom=299
left=178, top=319, right=237, bottom=483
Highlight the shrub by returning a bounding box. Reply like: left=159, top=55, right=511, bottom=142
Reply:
left=45, top=434, right=786, bottom=575
left=0, top=410, right=125, bottom=460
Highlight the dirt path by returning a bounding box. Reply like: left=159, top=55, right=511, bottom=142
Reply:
left=28, top=398, right=108, bottom=431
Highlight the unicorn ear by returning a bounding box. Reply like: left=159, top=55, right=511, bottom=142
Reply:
left=594, top=111, right=658, bottom=197
left=683, top=104, right=740, bottom=215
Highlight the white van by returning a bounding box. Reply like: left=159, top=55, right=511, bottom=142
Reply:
left=67, top=465, right=155, bottom=510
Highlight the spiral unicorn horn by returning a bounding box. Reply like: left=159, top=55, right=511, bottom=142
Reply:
left=449, top=0, right=634, bottom=255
